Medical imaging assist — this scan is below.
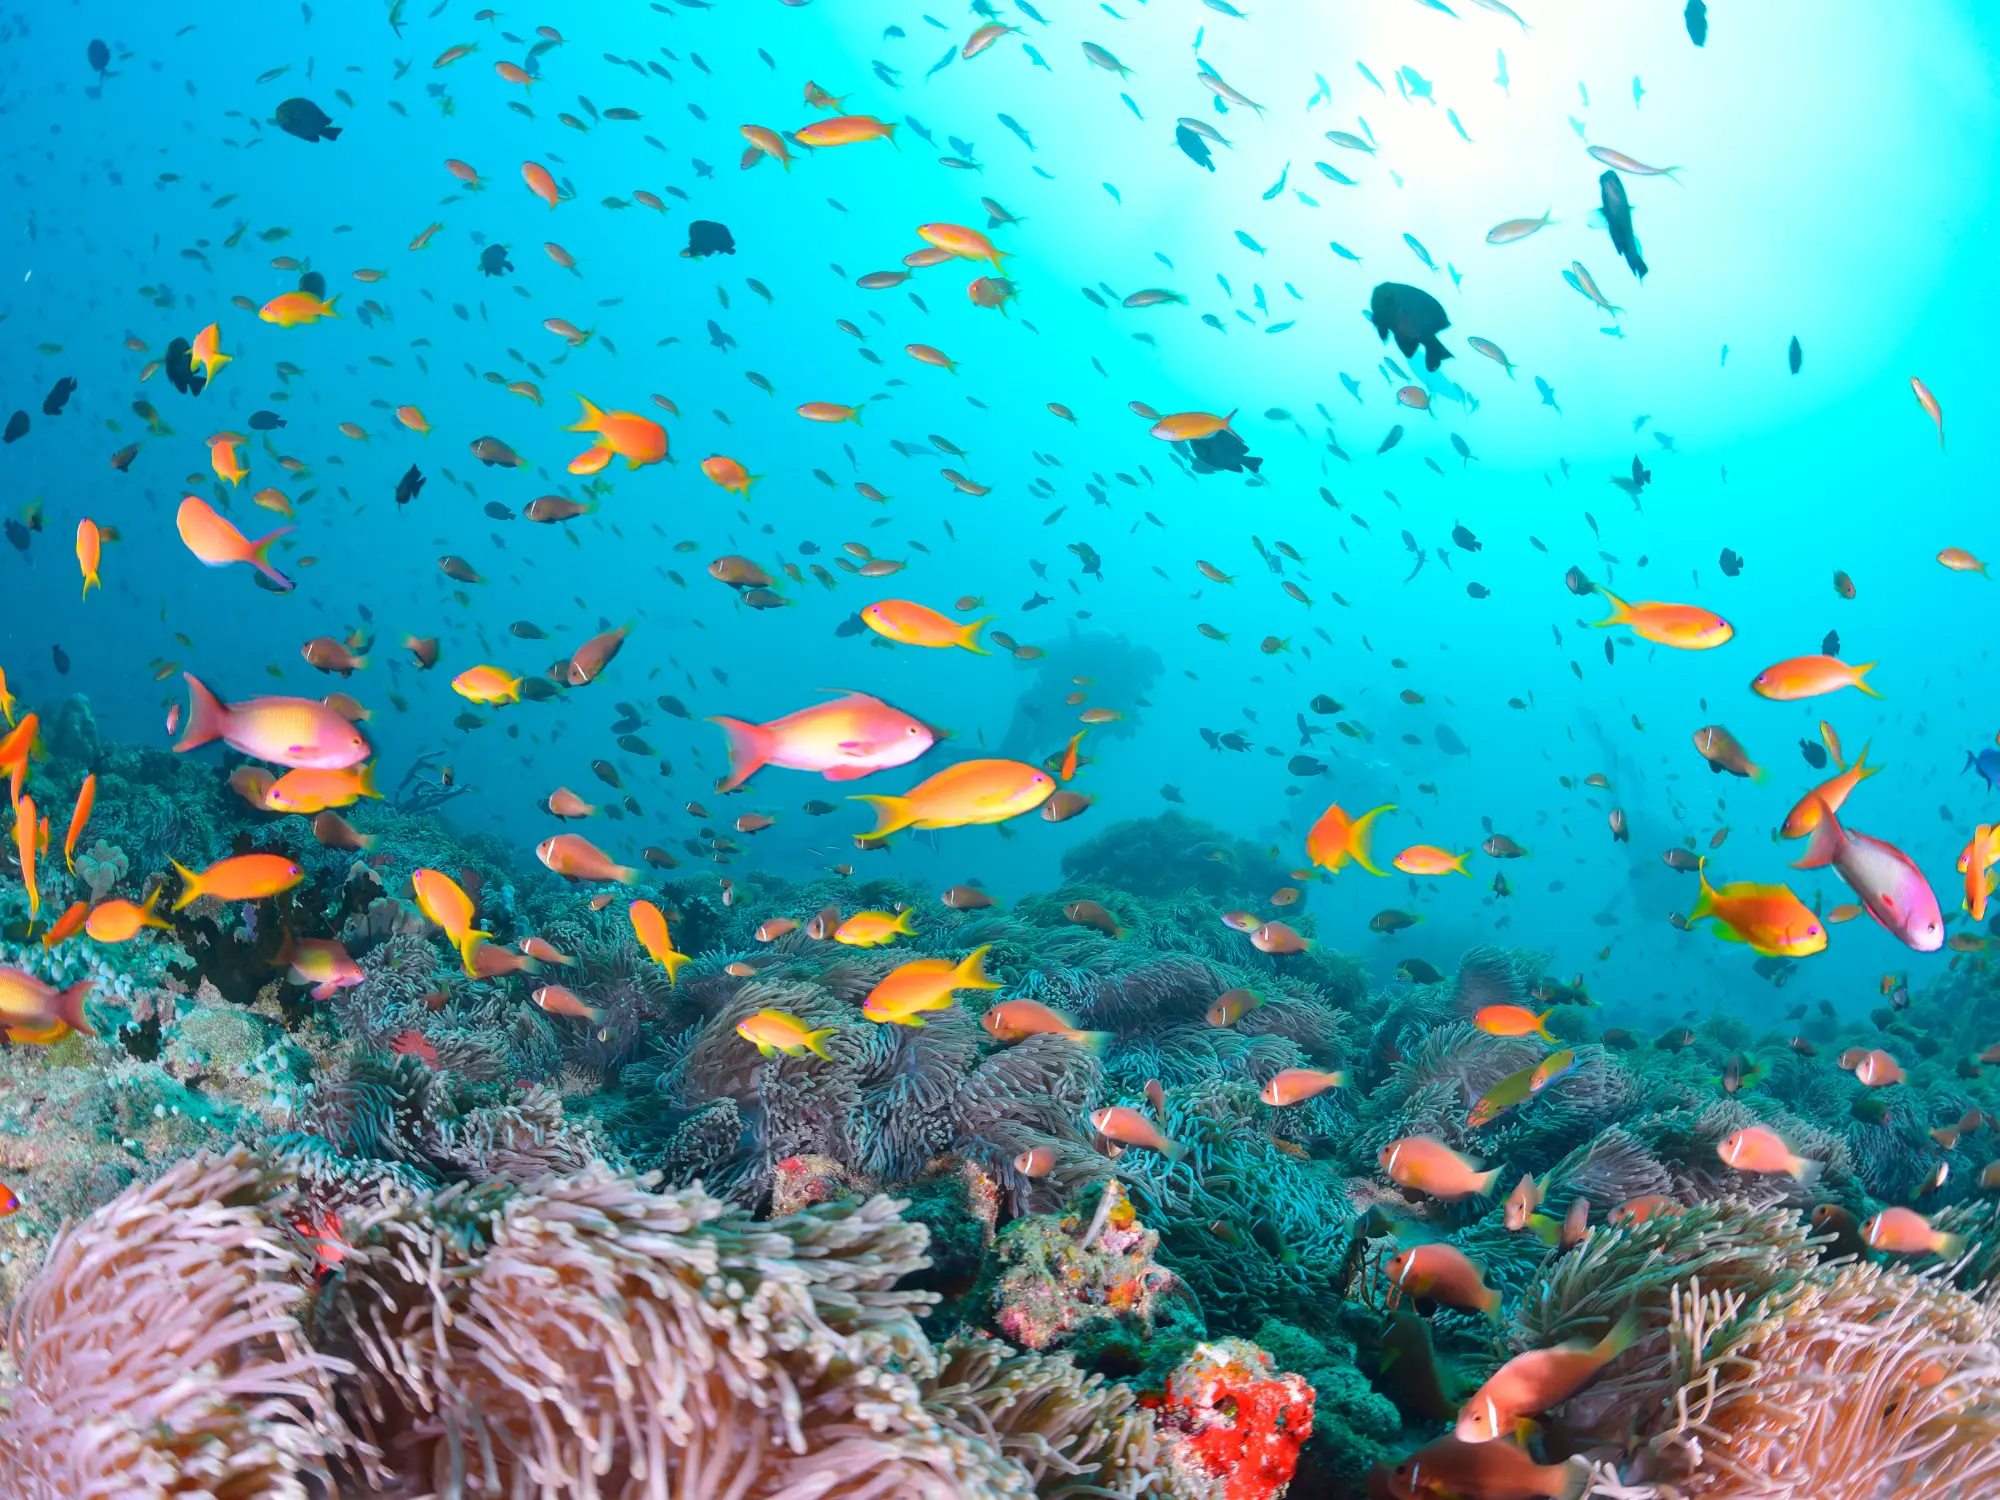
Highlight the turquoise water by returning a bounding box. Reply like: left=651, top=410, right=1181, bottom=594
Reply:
left=3, top=0, right=1998, bottom=1030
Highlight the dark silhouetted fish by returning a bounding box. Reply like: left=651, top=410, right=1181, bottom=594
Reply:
left=3, top=412, right=26, bottom=444
left=1175, top=123, right=1215, bottom=171
left=478, top=243, right=514, bottom=277
left=1788, top=335, right=1802, bottom=374
left=248, top=409, right=287, bottom=430
left=1598, top=170, right=1646, bottom=279
left=1368, top=282, right=1453, bottom=371
left=164, top=337, right=205, bottom=395
left=683, top=220, right=736, bottom=258
left=41, top=378, right=75, bottom=416
left=274, top=97, right=342, bottom=142
left=1685, top=0, right=1708, bottom=45
left=395, top=464, right=426, bottom=507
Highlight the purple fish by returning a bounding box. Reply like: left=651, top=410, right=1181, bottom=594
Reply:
left=1793, top=798, right=1942, bottom=952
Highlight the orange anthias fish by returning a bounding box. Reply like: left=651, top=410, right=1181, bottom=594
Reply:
left=63, top=773, right=94, bottom=872
left=1474, top=1005, right=1555, bottom=1041
left=863, top=945, right=1002, bottom=1026
left=851, top=759, right=1055, bottom=835
left=1590, top=588, right=1732, bottom=649
left=708, top=692, right=934, bottom=793
left=258, top=290, right=340, bottom=327
left=1379, top=1136, right=1500, bottom=1200
left=171, top=853, right=304, bottom=910
left=85, top=889, right=172, bottom=942
left=1455, top=1310, right=1640, bottom=1442
left=537, top=834, right=638, bottom=883
left=1306, top=801, right=1394, bottom=875
left=1386, top=1243, right=1500, bottom=1317
left=566, top=396, right=667, bottom=468
left=629, top=899, right=691, bottom=983
left=1780, top=743, right=1878, bottom=839
left=1393, top=844, right=1471, bottom=877
left=1937, top=547, right=1986, bottom=576
left=736, top=1009, right=838, bottom=1059
left=0, top=966, right=95, bottom=1038
left=916, top=222, right=1009, bottom=269
left=12, top=794, right=38, bottom=920
left=792, top=114, right=897, bottom=147
left=1148, top=409, right=1235, bottom=442
left=860, top=599, right=993, bottom=653
left=1689, top=860, right=1826, bottom=958
left=176, top=496, right=294, bottom=591
left=412, top=868, right=493, bottom=975
left=1750, top=654, right=1880, bottom=702
left=1960, top=824, right=2000, bottom=921
left=75, top=518, right=102, bottom=598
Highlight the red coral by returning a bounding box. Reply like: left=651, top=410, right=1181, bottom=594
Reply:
left=387, top=1030, right=438, bottom=1068
left=1162, top=1341, right=1315, bottom=1500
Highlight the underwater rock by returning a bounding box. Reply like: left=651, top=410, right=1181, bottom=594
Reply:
left=1156, top=1336, right=1316, bottom=1500
left=986, top=1182, right=1198, bottom=1357
left=44, top=693, right=101, bottom=767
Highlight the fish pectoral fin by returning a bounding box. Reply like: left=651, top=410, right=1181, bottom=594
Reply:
left=754, top=1041, right=778, bottom=1059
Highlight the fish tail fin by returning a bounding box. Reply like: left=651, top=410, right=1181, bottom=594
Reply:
left=247, top=527, right=297, bottom=590
left=139, top=886, right=171, bottom=930
left=1855, top=742, right=1878, bottom=779
left=1473, top=1166, right=1501, bottom=1197
left=1525, top=1212, right=1562, bottom=1247
left=458, top=929, right=494, bottom=975
left=1791, top=1155, right=1824, bottom=1187
left=1592, top=586, right=1630, bottom=624
left=1690, top=859, right=1715, bottom=919
left=1792, top=797, right=1843, bottom=871
left=1480, top=1287, right=1503, bottom=1321
left=661, top=948, right=691, bottom=987
left=56, top=979, right=96, bottom=1038
left=1162, top=1137, right=1189, bottom=1162
left=958, top=615, right=994, bottom=654
left=176, top=673, right=231, bottom=752
left=954, top=943, right=1000, bottom=990
left=1534, top=1010, right=1555, bottom=1041
left=706, top=715, right=773, bottom=793
left=566, top=395, right=605, bottom=434
left=1348, top=803, right=1396, bottom=875
left=895, top=907, right=919, bottom=936
left=1067, top=1029, right=1113, bottom=1055
left=1936, top=1230, right=1969, bottom=1259
left=354, top=763, right=383, bottom=801
left=1852, top=661, right=1882, bottom=698
left=804, top=1026, right=838, bottom=1060
left=1452, top=851, right=1472, bottom=877
left=850, top=794, right=916, bottom=837
left=1598, top=1307, right=1643, bottom=1363
left=170, top=858, right=204, bottom=910
left=323, top=295, right=342, bottom=318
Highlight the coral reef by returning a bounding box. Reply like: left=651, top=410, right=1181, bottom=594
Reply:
left=2, top=711, right=1999, bottom=1496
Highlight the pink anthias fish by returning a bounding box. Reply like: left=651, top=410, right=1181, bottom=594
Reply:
left=1792, top=797, right=1943, bottom=952
left=282, top=937, right=364, bottom=999
left=174, top=674, right=373, bottom=770
left=706, top=690, right=933, bottom=792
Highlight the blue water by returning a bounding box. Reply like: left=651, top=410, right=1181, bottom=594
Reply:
left=3, top=0, right=1998, bottom=1030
